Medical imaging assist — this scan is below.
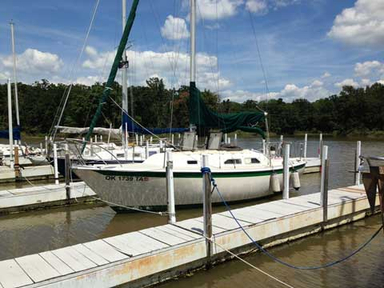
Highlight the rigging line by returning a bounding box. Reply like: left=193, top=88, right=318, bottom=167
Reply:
left=203, top=235, right=294, bottom=288
left=52, top=0, right=101, bottom=140
left=214, top=183, right=383, bottom=270
left=108, top=96, right=162, bottom=140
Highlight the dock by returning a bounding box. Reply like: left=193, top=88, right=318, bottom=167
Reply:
left=0, top=184, right=377, bottom=288
left=0, top=165, right=55, bottom=184
left=0, top=182, right=96, bottom=214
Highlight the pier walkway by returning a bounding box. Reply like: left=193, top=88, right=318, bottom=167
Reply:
left=0, top=184, right=377, bottom=288
left=0, top=182, right=96, bottom=214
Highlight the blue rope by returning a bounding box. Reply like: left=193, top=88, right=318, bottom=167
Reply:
left=211, top=177, right=383, bottom=270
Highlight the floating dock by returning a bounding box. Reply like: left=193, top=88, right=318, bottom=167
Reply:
left=304, top=157, right=321, bottom=174
left=0, top=184, right=377, bottom=288
left=0, top=182, right=96, bottom=214
left=0, top=165, right=55, bottom=183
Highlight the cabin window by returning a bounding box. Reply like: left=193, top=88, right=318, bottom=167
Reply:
left=224, top=159, right=241, bottom=164
left=244, top=158, right=260, bottom=164
left=116, top=154, right=125, bottom=158
left=187, top=160, right=198, bottom=164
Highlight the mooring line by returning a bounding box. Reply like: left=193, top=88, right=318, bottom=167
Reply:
left=203, top=235, right=294, bottom=288
left=200, top=167, right=383, bottom=270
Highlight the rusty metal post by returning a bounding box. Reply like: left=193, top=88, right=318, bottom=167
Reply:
left=14, top=146, right=20, bottom=179
left=65, top=152, right=71, bottom=203
left=202, top=155, right=212, bottom=266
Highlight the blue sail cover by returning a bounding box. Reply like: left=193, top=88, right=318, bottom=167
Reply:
left=123, top=113, right=188, bottom=135
left=0, top=126, right=21, bottom=140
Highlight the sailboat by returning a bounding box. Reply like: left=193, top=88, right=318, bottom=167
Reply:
left=73, top=0, right=306, bottom=210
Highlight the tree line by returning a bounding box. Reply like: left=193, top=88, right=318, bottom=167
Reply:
left=0, top=77, right=383, bottom=137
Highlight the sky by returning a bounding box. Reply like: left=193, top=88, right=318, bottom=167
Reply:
left=0, top=0, right=384, bottom=103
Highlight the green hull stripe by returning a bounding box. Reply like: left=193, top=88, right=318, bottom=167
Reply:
left=96, top=163, right=306, bottom=178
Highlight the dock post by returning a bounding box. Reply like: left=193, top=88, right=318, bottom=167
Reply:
left=283, top=143, right=290, bottom=199
left=355, top=141, right=361, bottom=185
left=171, top=134, right=174, bottom=145
left=145, top=140, right=149, bottom=159
left=202, top=154, right=212, bottom=266
left=166, top=151, right=176, bottom=224
left=320, top=145, right=329, bottom=222
left=234, top=133, right=238, bottom=146
left=7, top=79, right=14, bottom=169
left=53, top=143, right=59, bottom=185
left=14, top=146, right=20, bottom=179
left=224, top=133, right=228, bottom=144
left=262, top=139, right=266, bottom=154
left=304, top=133, right=308, bottom=159
left=318, top=133, right=323, bottom=158
left=44, top=136, right=48, bottom=156
left=279, top=135, right=284, bottom=156
left=150, top=136, right=153, bottom=144
left=65, top=152, right=71, bottom=203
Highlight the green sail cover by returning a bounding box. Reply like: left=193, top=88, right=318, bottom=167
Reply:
left=189, top=82, right=266, bottom=138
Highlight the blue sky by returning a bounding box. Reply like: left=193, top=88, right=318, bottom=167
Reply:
left=1, top=0, right=383, bottom=102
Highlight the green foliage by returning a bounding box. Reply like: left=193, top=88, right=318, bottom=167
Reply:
left=0, top=79, right=383, bottom=136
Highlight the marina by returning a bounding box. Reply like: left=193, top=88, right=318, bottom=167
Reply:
left=0, top=183, right=379, bottom=288
left=1, top=0, right=384, bottom=287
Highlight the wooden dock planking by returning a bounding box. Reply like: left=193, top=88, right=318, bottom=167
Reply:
left=15, top=254, right=60, bottom=283
left=39, top=251, right=74, bottom=276
left=52, top=247, right=98, bottom=272
left=72, top=244, right=109, bottom=266
left=0, top=259, right=33, bottom=288
left=139, top=227, right=189, bottom=246
left=0, top=184, right=378, bottom=288
left=156, top=224, right=202, bottom=240
left=83, top=240, right=128, bottom=263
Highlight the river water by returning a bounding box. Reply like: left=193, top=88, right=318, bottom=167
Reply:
left=0, top=136, right=383, bottom=287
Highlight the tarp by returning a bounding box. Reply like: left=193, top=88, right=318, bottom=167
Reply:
left=0, top=126, right=21, bottom=141
left=189, top=82, right=266, bottom=138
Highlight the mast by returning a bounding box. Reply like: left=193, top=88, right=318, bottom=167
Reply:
left=7, top=79, right=14, bottom=169
left=122, top=0, right=129, bottom=146
left=190, top=0, right=196, bottom=83
left=189, top=0, right=196, bottom=131
left=82, top=0, right=139, bottom=152
left=10, top=21, right=20, bottom=128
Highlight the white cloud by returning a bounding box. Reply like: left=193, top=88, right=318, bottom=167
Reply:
left=197, top=0, right=243, bottom=20
left=354, top=60, right=384, bottom=77
left=311, top=80, right=323, bottom=87
left=76, top=75, right=105, bottom=86
left=361, top=78, right=371, bottom=86
left=161, top=15, right=190, bottom=40
left=221, top=89, right=271, bottom=102
left=81, top=46, right=230, bottom=91
left=246, top=0, right=268, bottom=15
left=328, top=0, right=384, bottom=47
left=321, top=72, right=331, bottom=78
left=377, top=79, right=384, bottom=85
left=335, top=78, right=359, bottom=88
left=2, top=48, right=63, bottom=75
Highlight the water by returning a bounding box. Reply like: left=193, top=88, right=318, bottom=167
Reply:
left=0, top=136, right=383, bottom=287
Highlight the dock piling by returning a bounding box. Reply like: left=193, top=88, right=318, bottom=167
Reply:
left=65, top=152, right=71, bottom=202
left=318, top=133, right=323, bottom=158
left=166, top=151, right=176, bottom=224
left=304, top=133, right=308, bottom=159
left=320, top=145, right=329, bottom=217
left=262, top=139, right=266, bottom=154
left=283, top=143, right=290, bottom=199
left=53, top=143, right=59, bottom=185
left=145, top=140, right=149, bottom=159
left=355, top=141, right=362, bottom=185
left=202, top=155, right=213, bottom=265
